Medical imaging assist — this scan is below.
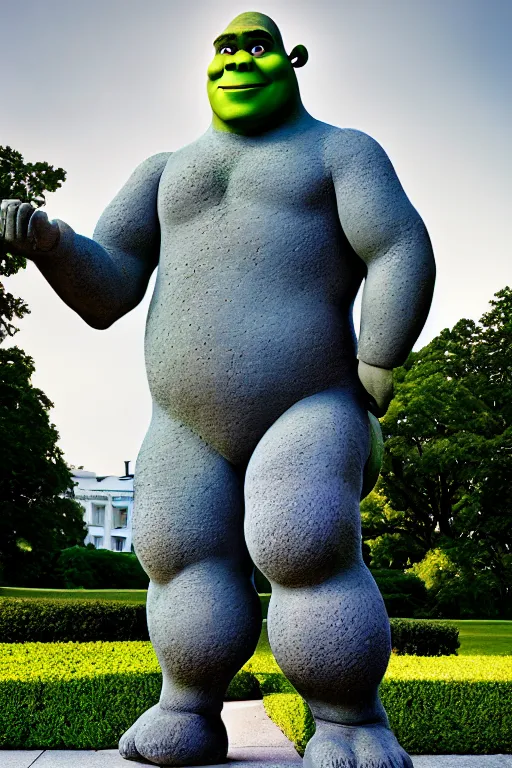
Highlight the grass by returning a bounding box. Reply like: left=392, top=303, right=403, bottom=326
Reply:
left=0, top=587, right=147, bottom=603
left=440, top=620, right=512, bottom=656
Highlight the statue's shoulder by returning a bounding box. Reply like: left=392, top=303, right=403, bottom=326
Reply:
left=137, top=152, right=173, bottom=174
left=321, top=125, right=390, bottom=174
left=126, top=152, right=173, bottom=188
left=151, top=132, right=212, bottom=170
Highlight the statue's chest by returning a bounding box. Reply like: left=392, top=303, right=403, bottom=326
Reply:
left=158, top=137, right=333, bottom=229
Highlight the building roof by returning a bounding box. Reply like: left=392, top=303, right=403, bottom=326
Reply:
left=72, top=470, right=133, bottom=493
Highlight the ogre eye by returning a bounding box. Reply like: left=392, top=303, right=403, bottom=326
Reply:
left=251, top=44, right=266, bottom=57
left=220, top=46, right=235, bottom=55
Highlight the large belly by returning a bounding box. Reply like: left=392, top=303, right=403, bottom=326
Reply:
left=144, top=207, right=362, bottom=465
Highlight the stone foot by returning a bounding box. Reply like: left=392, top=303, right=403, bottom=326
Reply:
left=303, top=719, right=413, bottom=768
left=118, top=703, right=228, bottom=766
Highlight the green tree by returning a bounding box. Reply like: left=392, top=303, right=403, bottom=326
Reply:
left=0, top=146, right=85, bottom=585
left=366, top=289, right=512, bottom=617
left=361, top=482, right=426, bottom=569
left=408, top=547, right=498, bottom=619
left=0, top=347, right=87, bottom=584
left=0, top=145, right=66, bottom=340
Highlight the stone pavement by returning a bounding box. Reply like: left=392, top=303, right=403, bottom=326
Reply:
left=0, top=701, right=510, bottom=768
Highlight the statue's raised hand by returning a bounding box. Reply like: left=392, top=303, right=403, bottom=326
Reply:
left=358, top=359, right=394, bottom=417
left=0, top=199, right=60, bottom=257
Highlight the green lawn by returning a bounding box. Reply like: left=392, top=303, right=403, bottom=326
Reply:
left=0, top=587, right=147, bottom=603
left=441, top=620, right=512, bottom=656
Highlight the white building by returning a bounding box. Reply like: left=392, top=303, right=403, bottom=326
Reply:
left=72, top=463, right=134, bottom=553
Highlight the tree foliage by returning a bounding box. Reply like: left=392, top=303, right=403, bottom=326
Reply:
left=0, top=145, right=66, bottom=341
left=0, top=347, right=86, bottom=584
left=362, top=483, right=426, bottom=569
left=0, top=146, right=84, bottom=586
left=363, top=288, right=512, bottom=617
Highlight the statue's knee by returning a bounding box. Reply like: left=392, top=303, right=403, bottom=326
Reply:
left=246, top=524, right=341, bottom=588
left=133, top=507, right=244, bottom=586
left=244, top=457, right=361, bottom=588
left=133, top=519, right=212, bottom=584
left=133, top=529, right=180, bottom=584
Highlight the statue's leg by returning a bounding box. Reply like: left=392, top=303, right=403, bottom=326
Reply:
left=245, top=388, right=412, bottom=768
left=119, top=404, right=261, bottom=766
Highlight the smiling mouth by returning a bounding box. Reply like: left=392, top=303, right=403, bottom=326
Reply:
left=219, top=84, right=267, bottom=90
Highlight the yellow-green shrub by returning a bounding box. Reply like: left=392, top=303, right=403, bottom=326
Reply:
left=264, top=693, right=315, bottom=754
left=0, top=642, right=161, bottom=748
left=2, top=642, right=511, bottom=753
left=261, top=655, right=512, bottom=755
left=0, top=641, right=261, bottom=747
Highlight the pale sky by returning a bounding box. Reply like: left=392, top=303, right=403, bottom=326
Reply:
left=3, top=0, right=511, bottom=475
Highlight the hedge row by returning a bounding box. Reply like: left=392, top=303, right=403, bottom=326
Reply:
left=0, top=598, right=459, bottom=655
left=53, top=546, right=150, bottom=589
left=390, top=618, right=459, bottom=656
left=0, top=641, right=258, bottom=748
left=1, top=642, right=511, bottom=753
left=0, top=599, right=148, bottom=642
left=262, top=654, right=512, bottom=755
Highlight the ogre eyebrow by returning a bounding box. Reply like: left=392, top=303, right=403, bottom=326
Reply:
left=245, top=30, right=274, bottom=42
left=213, top=29, right=274, bottom=48
left=213, top=33, right=237, bottom=47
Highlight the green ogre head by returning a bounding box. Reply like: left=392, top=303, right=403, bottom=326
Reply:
left=207, top=12, right=308, bottom=135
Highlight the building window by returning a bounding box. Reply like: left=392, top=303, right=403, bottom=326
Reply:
left=91, top=504, right=105, bottom=526
left=113, top=507, right=128, bottom=529
left=93, top=536, right=103, bottom=549
left=112, top=537, right=125, bottom=552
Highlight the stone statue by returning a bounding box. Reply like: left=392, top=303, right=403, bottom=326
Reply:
left=1, top=11, right=435, bottom=768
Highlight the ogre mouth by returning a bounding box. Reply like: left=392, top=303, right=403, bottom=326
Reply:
left=219, top=84, right=267, bottom=90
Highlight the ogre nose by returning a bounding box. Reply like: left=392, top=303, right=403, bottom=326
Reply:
left=225, top=51, right=253, bottom=72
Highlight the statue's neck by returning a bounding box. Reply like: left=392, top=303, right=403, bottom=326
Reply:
left=211, top=100, right=312, bottom=138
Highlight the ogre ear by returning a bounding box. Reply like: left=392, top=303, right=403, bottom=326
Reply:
left=288, top=45, right=308, bottom=68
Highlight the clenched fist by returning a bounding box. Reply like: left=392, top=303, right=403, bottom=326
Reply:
left=0, top=199, right=60, bottom=256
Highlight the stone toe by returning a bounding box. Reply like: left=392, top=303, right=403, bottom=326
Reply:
left=119, top=722, right=145, bottom=761
left=134, top=709, right=228, bottom=766
left=303, top=730, right=357, bottom=768
left=304, top=720, right=413, bottom=768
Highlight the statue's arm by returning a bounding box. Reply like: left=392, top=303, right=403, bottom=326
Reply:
left=326, top=129, right=436, bottom=411
left=1, top=152, right=170, bottom=329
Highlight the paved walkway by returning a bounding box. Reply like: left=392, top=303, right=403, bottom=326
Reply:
left=1, top=701, right=511, bottom=768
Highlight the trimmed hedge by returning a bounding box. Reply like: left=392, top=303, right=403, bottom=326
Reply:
left=390, top=618, right=460, bottom=656
left=1, top=642, right=511, bottom=753
left=261, top=655, right=512, bottom=755
left=260, top=593, right=270, bottom=620
left=55, top=546, right=149, bottom=589
left=264, top=693, right=315, bottom=754
left=0, top=598, right=459, bottom=655
left=0, top=599, right=149, bottom=642
left=0, top=642, right=160, bottom=748
left=225, top=669, right=261, bottom=701
left=0, top=641, right=254, bottom=748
